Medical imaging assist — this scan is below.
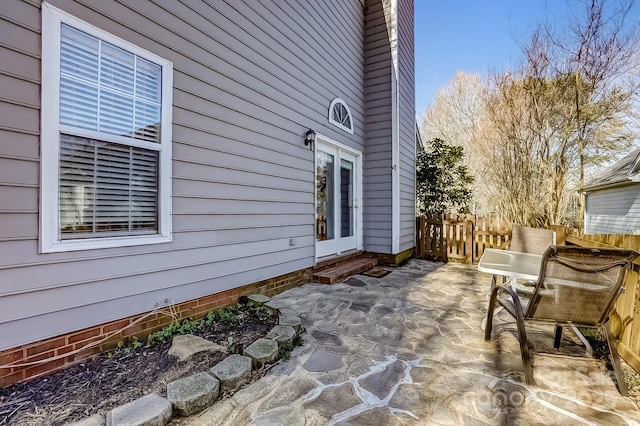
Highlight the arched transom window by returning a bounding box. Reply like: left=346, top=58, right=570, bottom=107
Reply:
left=328, top=98, right=354, bottom=134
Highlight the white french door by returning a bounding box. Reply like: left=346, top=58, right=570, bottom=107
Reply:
left=315, top=138, right=361, bottom=259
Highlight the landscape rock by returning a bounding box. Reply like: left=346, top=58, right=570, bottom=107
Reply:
left=106, top=393, right=171, bottom=426
left=248, top=294, right=271, bottom=306
left=243, top=338, right=279, bottom=368
left=264, top=300, right=282, bottom=315
left=265, top=325, right=297, bottom=351
left=168, top=334, right=226, bottom=362
left=209, top=354, right=253, bottom=394
left=249, top=294, right=280, bottom=315
left=167, top=372, right=220, bottom=417
left=279, top=315, right=302, bottom=335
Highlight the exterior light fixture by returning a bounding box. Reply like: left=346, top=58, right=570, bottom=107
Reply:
left=304, top=129, right=316, bottom=150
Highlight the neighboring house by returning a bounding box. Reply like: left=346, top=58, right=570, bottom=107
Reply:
left=584, top=149, right=640, bottom=234
left=0, top=0, right=415, bottom=385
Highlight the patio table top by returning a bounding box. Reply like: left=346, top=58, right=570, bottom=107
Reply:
left=477, top=248, right=542, bottom=281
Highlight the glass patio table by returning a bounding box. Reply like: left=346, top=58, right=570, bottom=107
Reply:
left=478, top=248, right=543, bottom=286
left=478, top=248, right=544, bottom=330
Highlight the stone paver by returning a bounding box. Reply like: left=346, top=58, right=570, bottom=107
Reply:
left=243, top=338, right=278, bottom=368
left=179, top=260, right=640, bottom=425
left=168, top=334, right=226, bottom=362
left=209, top=354, right=252, bottom=394
left=167, top=372, right=220, bottom=416
left=302, top=349, right=344, bottom=373
left=106, top=393, right=171, bottom=426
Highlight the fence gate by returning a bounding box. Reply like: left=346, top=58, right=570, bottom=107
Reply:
left=415, top=214, right=512, bottom=264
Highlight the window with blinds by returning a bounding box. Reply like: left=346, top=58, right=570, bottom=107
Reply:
left=57, top=23, right=163, bottom=239
left=59, top=134, right=159, bottom=238
left=60, top=24, right=161, bottom=143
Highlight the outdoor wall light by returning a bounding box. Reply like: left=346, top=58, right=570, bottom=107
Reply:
left=304, top=129, right=316, bottom=150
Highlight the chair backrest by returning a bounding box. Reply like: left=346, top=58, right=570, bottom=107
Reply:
left=526, top=246, right=638, bottom=326
left=510, top=225, right=555, bottom=255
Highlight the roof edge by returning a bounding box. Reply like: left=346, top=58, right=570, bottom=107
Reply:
left=584, top=178, right=635, bottom=192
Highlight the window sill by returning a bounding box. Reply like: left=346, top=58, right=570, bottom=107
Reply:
left=40, top=234, right=172, bottom=253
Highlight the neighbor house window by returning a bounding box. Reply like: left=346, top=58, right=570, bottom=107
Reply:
left=328, top=98, right=354, bottom=134
left=41, top=3, right=173, bottom=252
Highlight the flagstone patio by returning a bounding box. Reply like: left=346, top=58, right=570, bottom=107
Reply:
left=177, top=259, right=640, bottom=425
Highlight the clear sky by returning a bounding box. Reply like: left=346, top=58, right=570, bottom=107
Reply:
left=414, top=1, right=640, bottom=116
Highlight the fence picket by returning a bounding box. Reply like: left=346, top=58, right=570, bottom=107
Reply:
left=416, top=214, right=512, bottom=264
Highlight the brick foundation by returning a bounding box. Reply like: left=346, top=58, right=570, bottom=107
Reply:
left=0, top=268, right=311, bottom=388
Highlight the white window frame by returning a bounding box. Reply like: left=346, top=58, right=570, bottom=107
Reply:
left=40, top=3, right=173, bottom=253
left=328, top=98, right=354, bottom=134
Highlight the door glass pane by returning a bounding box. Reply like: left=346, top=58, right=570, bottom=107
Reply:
left=340, top=159, right=354, bottom=237
left=316, top=151, right=334, bottom=241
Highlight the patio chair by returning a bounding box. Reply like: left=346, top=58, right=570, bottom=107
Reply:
left=488, top=226, right=556, bottom=297
left=484, top=245, right=638, bottom=395
left=509, top=225, right=555, bottom=255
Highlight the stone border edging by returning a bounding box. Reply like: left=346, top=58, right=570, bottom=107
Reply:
left=67, top=295, right=303, bottom=426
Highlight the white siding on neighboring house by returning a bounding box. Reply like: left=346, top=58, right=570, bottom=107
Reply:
left=0, top=0, right=366, bottom=351
left=585, top=185, right=640, bottom=235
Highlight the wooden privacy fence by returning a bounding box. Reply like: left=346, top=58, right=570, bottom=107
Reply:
left=415, top=214, right=512, bottom=263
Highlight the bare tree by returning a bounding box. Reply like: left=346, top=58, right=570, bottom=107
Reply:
left=419, top=1, right=639, bottom=226
left=420, top=72, right=488, bottom=211
left=421, top=71, right=486, bottom=152
left=478, top=68, right=580, bottom=226
left=542, top=0, right=640, bottom=230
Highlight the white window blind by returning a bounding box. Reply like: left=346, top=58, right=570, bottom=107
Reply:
left=58, top=23, right=162, bottom=239
left=60, top=24, right=161, bottom=143
left=59, top=134, right=159, bottom=238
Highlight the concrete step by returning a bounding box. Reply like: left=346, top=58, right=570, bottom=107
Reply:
left=312, top=257, right=378, bottom=284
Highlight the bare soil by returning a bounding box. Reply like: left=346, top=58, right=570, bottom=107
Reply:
left=0, top=306, right=277, bottom=426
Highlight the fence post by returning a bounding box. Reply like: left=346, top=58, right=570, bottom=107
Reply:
left=553, top=225, right=566, bottom=245
left=419, top=217, right=426, bottom=258
left=466, top=218, right=474, bottom=264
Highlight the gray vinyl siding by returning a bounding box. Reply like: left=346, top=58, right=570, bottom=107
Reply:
left=397, top=0, right=415, bottom=252
left=363, top=0, right=415, bottom=255
left=363, top=0, right=393, bottom=253
left=0, top=2, right=40, bottom=248
left=585, top=185, right=640, bottom=235
left=0, top=0, right=365, bottom=351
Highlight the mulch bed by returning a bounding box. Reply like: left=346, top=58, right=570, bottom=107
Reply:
left=0, top=305, right=278, bottom=426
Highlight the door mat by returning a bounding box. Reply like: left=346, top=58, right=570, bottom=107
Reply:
left=361, top=267, right=392, bottom=278
left=345, top=277, right=367, bottom=287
